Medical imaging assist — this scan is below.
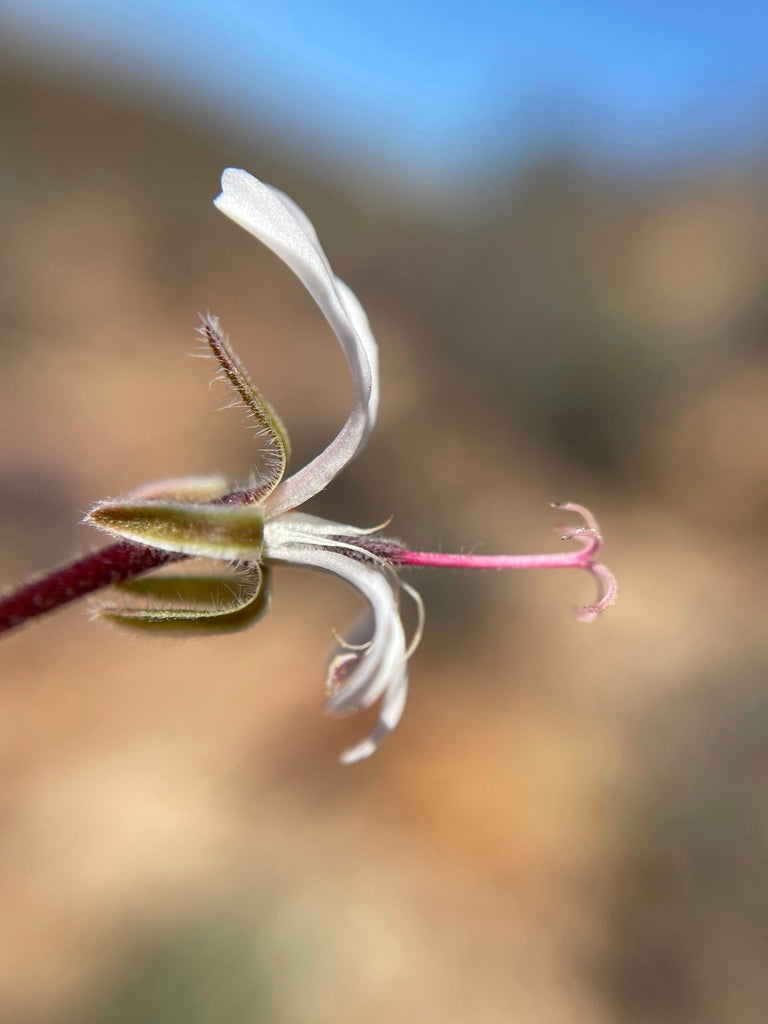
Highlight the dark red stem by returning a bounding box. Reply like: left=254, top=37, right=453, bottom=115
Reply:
left=0, top=542, right=184, bottom=634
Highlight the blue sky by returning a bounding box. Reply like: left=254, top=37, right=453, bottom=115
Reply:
left=3, top=0, right=768, bottom=178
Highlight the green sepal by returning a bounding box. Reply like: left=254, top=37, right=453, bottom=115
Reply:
left=102, top=567, right=270, bottom=635
left=199, top=315, right=290, bottom=498
left=117, top=574, right=250, bottom=605
left=87, top=499, right=264, bottom=559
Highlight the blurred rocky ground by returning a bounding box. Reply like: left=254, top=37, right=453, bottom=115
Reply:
left=1, top=61, right=768, bottom=1024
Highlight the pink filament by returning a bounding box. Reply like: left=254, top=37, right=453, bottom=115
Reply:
left=388, top=502, right=617, bottom=621
left=397, top=549, right=593, bottom=571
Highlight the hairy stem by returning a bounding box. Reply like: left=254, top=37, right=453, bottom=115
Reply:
left=0, top=542, right=183, bottom=634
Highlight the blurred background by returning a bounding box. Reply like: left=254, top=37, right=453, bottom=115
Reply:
left=1, top=2, right=768, bottom=1021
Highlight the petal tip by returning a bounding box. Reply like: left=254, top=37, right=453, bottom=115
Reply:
left=338, top=739, right=377, bottom=765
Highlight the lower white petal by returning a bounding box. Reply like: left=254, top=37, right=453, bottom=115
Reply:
left=338, top=669, right=408, bottom=765
left=263, top=533, right=408, bottom=761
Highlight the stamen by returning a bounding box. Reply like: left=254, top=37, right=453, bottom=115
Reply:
left=378, top=502, right=616, bottom=621
left=330, top=627, right=372, bottom=652
left=399, top=580, right=426, bottom=660
left=326, top=651, right=360, bottom=695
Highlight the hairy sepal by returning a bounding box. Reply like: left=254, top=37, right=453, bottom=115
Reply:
left=117, top=573, right=251, bottom=605
left=87, top=499, right=264, bottom=559
left=198, top=314, right=290, bottom=497
left=101, top=566, right=270, bottom=634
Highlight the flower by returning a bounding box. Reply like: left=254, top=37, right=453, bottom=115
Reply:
left=86, top=168, right=616, bottom=764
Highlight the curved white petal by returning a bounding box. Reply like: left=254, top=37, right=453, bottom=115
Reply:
left=338, top=669, right=408, bottom=766
left=335, top=278, right=379, bottom=433
left=264, top=513, right=401, bottom=710
left=122, top=475, right=231, bottom=501
left=268, top=510, right=383, bottom=538
left=263, top=537, right=408, bottom=763
left=214, top=169, right=378, bottom=515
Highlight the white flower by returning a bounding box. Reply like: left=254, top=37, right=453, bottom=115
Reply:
left=87, top=169, right=615, bottom=764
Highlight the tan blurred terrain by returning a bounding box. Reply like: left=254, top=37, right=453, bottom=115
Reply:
left=1, top=62, right=768, bottom=1024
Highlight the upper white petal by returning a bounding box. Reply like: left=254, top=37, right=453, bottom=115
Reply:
left=214, top=168, right=378, bottom=515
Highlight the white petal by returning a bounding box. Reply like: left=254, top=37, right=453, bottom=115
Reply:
left=265, top=513, right=401, bottom=710
left=122, top=475, right=231, bottom=501
left=214, top=169, right=378, bottom=515
left=323, top=608, right=393, bottom=713
left=263, top=536, right=408, bottom=762
left=338, top=670, right=408, bottom=765
left=268, top=510, right=383, bottom=539
left=335, top=278, right=379, bottom=436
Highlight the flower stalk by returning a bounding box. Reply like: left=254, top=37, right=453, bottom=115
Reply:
left=0, top=542, right=180, bottom=634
